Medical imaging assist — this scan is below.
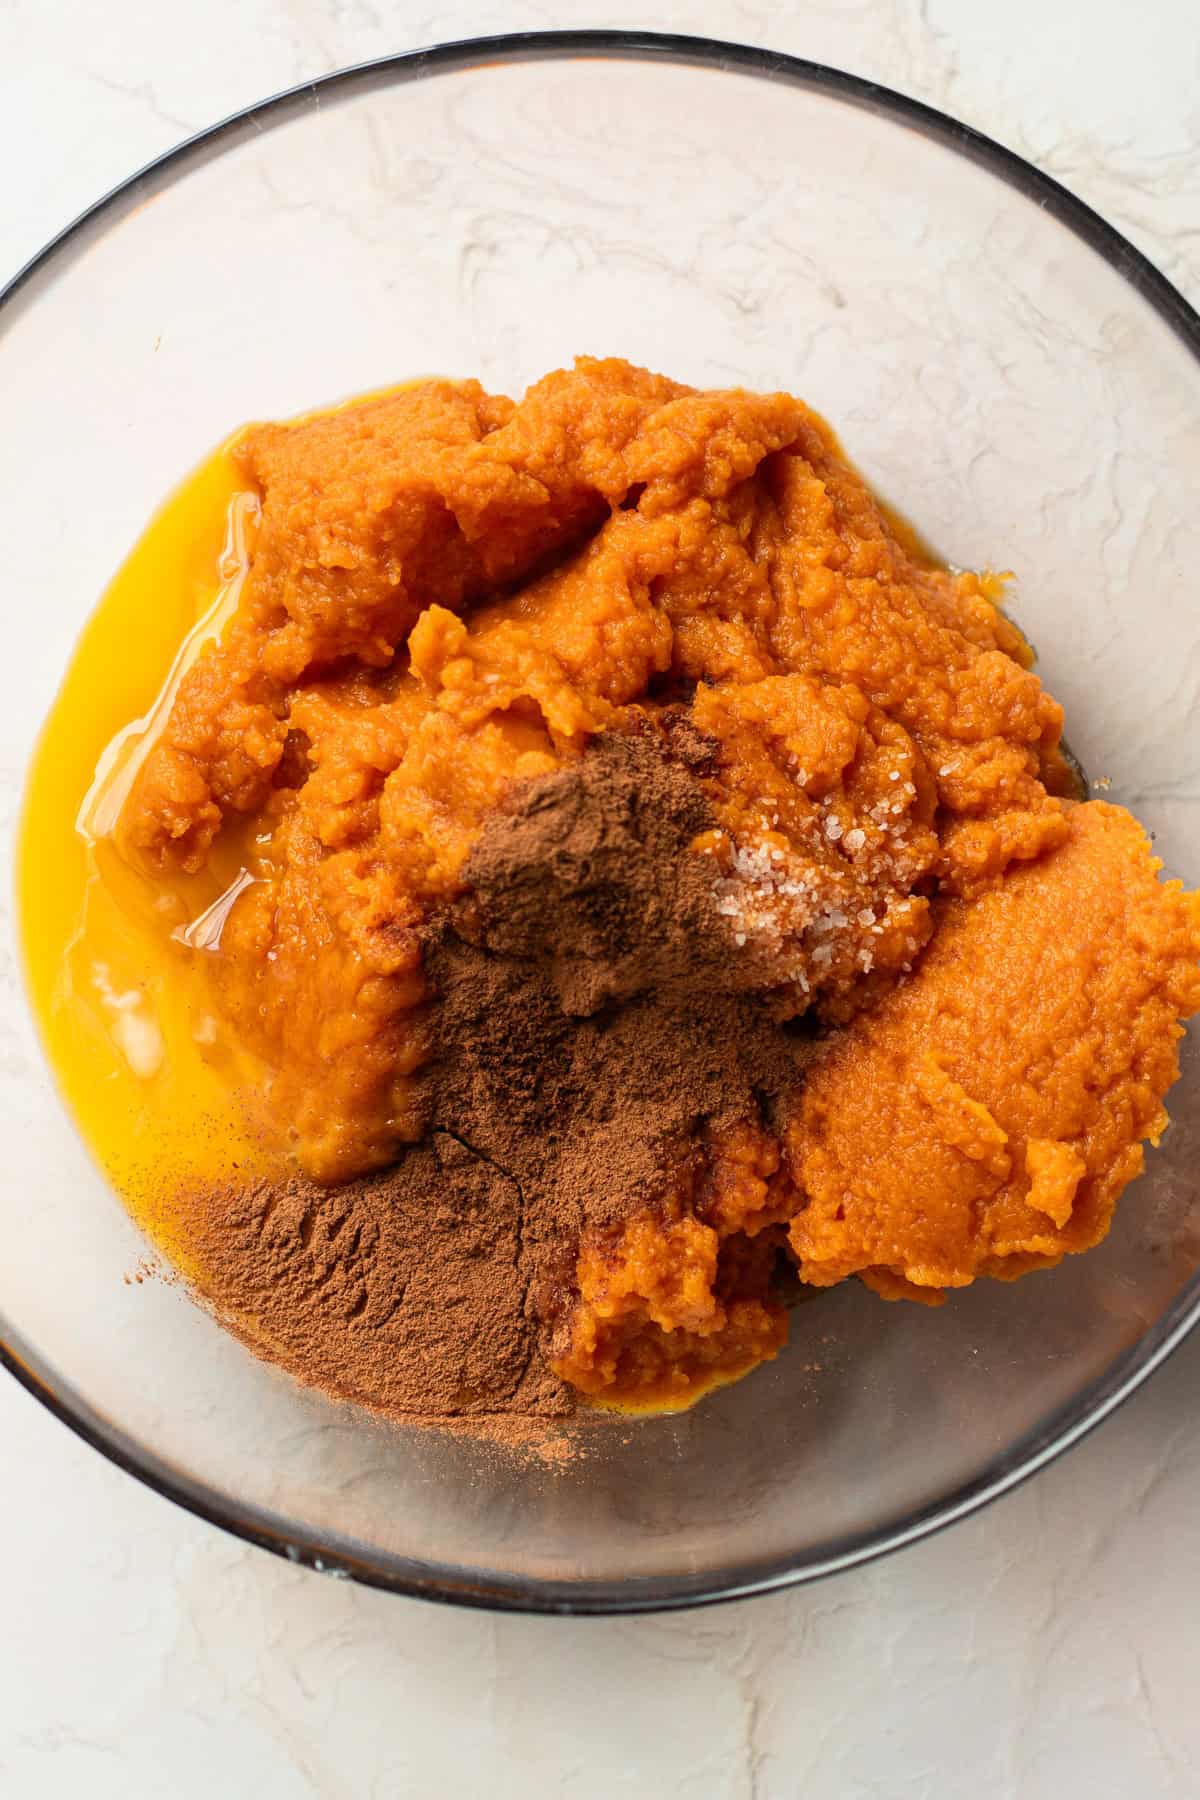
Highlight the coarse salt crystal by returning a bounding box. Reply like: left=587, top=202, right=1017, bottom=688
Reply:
left=844, top=827, right=865, bottom=851
left=888, top=769, right=900, bottom=782
left=824, top=816, right=844, bottom=842
left=857, top=908, right=875, bottom=927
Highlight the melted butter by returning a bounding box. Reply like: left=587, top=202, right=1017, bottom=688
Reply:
left=17, top=439, right=280, bottom=1267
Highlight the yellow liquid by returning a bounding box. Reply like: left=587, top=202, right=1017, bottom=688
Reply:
left=17, top=440, right=278, bottom=1264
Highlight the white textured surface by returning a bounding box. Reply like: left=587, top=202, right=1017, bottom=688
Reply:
left=3, top=3, right=1200, bottom=1794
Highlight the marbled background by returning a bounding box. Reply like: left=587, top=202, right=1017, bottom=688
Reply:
left=2, top=3, right=1199, bottom=1794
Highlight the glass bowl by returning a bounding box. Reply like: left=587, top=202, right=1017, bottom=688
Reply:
left=3, top=32, right=1199, bottom=1615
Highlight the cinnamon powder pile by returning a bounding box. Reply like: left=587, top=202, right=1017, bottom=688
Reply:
left=177, top=725, right=813, bottom=1431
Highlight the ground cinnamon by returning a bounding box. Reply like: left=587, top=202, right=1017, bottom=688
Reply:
left=178, top=724, right=813, bottom=1427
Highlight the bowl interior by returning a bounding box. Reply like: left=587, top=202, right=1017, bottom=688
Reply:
left=2, top=41, right=1199, bottom=1610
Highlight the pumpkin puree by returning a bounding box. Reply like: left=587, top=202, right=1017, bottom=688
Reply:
left=28, top=357, right=1200, bottom=1410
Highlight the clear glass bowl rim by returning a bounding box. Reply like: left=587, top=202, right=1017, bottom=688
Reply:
left=4, top=28, right=1200, bottom=1616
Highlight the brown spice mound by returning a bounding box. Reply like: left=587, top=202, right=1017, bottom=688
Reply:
left=184, top=1133, right=563, bottom=1417
left=181, top=725, right=812, bottom=1422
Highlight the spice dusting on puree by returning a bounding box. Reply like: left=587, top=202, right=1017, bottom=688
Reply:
left=20, top=358, right=1200, bottom=1427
